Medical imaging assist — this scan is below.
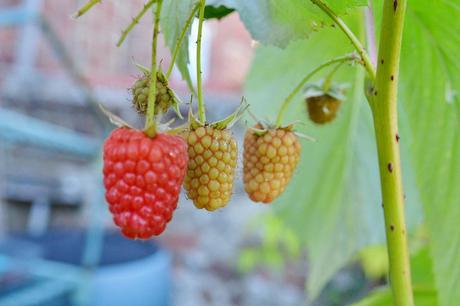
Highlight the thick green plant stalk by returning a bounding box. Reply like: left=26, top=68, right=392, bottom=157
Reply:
left=372, top=0, right=413, bottom=305
left=311, top=0, right=413, bottom=304
left=144, top=0, right=163, bottom=137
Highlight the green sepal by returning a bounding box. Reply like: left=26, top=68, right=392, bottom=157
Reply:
left=158, top=70, right=184, bottom=119
left=247, top=109, right=314, bottom=141
left=99, top=103, right=134, bottom=129
left=134, top=62, right=184, bottom=118
left=156, top=116, right=188, bottom=135
left=134, top=62, right=150, bottom=75
left=304, top=80, right=348, bottom=101
left=210, top=97, right=249, bottom=130
left=187, top=100, right=205, bottom=130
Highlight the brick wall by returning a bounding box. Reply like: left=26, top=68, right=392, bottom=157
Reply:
left=1, top=0, right=254, bottom=95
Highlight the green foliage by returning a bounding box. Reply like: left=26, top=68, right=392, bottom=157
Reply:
left=163, top=0, right=460, bottom=304
left=160, top=0, right=195, bottom=92
left=397, top=2, right=460, bottom=305
left=241, top=1, right=459, bottom=304
left=238, top=214, right=301, bottom=273
left=207, top=0, right=367, bottom=47
left=204, top=5, right=234, bottom=20
left=242, top=9, right=421, bottom=303
left=358, top=245, right=388, bottom=280
left=244, top=15, right=387, bottom=299
left=351, top=247, right=438, bottom=306
left=350, top=287, right=437, bottom=306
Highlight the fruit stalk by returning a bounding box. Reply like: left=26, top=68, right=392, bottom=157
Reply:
left=371, top=0, right=413, bottom=305
left=144, top=0, right=163, bottom=137
left=311, top=0, right=376, bottom=82
left=116, top=0, right=157, bottom=47
left=196, top=0, right=206, bottom=123
left=166, top=3, right=201, bottom=78
left=322, top=61, right=345, bottom=92
left=275, top=54, right=355, bottom=127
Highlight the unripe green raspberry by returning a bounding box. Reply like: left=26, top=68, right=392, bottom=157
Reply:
left=306, top=95, right=341, bottom=124
left=131, top=72, right=173, bottom=115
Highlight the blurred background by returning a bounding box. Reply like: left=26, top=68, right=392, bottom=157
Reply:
left=0, top=1, right=385, bottom=305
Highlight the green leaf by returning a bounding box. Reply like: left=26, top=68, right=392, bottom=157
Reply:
left=350, top=287, right=437, bottom=306
left=207, top=0, right=367, bottom=47
left=204, top=5, right=234, bottom=20
left=161, top=0, right=196, bottom=92
left=351, top=247, right=438, bottom=306
left=243, top=12, right=423, bottom=300
left=396, top=2, right=460, bottom=306
left=411, top=247, right=435, bottom=286
left=358, top=245, right=389, bottom=280
left=244, top=14, right=382, bottom=299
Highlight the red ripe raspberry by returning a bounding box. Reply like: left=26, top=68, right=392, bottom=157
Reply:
left=103, top=128, right=188, bottom=239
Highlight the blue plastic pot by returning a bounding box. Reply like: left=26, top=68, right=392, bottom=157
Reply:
left=8, top=229, right=172, bottom=306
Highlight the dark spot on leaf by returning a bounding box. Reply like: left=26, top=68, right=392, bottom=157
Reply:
left=374, top=91, right=378, bottom=96
left=390, top=225, right=395, bottom=231
left=381, top=59, right=384, bottom=64
left=391, top=75, right=394, bottom=81
left=396, top=133, right=400, bottom=142
left=393, top=0, right=398, bottom=12
left=381, top=202, right=384, bottom=208
left=388, top=163, right=393, bottom=172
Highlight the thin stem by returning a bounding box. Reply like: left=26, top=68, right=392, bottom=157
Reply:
left=196, top=0, right=206, bottom=123
left=166, top=3, right=200, bottom=78
left=275, top=54, right=355, bottom=127
left=74, top=0, right=101, bottom=18
left=144, top=0, right=163, bottom=137
left=322, top=61, right=345, bottom=92
left=372, top=0, right=413, bottom=305
left=311, top=0, right=376, bottom=82
left=116, top=0, right=157, bottom=47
